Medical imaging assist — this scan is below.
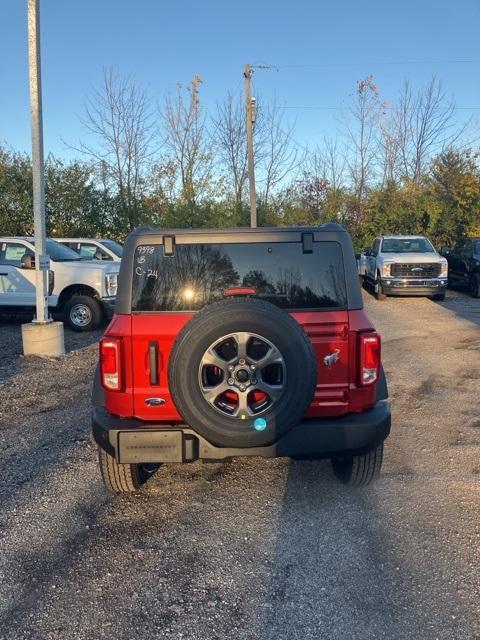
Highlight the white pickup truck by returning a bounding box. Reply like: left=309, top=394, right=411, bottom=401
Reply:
left=0, top=237, right=119, bottom=331
left=364, top=235, right=448, bottom=301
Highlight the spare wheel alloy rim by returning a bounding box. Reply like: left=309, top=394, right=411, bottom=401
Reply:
left=198, top=331, right=286, bottom=418
left=70, top=303, right=92, bottom=327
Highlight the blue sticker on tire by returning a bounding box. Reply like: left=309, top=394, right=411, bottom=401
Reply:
left=253, top=418, right=267, bottom=431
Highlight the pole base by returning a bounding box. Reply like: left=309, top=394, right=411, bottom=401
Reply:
left=22, top=321, right=65, bottom=357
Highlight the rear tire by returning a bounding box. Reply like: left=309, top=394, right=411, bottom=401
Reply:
left=469, top=274, right=480, bottom=298
left=331, top=442, right=384, bottom=486
left=98, top=447, right=159, bottom=493
left=375, top=273, right=386, bottom=300
left=64, top=295, right=102, bottom=331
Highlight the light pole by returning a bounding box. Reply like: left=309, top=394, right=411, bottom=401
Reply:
left=244, top=64, right=257, bottom=228
left=27, top=0, right=49, bottom=323
left=22, top=0, right=64, bottom=356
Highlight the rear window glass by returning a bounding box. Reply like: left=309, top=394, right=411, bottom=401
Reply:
left=132, top=241, right=347, bottom=311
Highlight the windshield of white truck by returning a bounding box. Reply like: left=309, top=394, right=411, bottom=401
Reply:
left=101, top=240, right=123, bottom=257
left=31, top=240, right=83, bottom=261
left=381, top=238, right=435, bottom=253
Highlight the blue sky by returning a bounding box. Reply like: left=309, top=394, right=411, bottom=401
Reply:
left=2, top=0, right=480, bottom=159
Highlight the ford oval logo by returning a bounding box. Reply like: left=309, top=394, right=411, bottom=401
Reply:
left=145, top=397, right=166, bottom=406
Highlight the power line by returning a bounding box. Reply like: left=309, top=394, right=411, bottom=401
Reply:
left=266, top=59, right=480, bottom=69
left=279, top=105, right=480, bottom=111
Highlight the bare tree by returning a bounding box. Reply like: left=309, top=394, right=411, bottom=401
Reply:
left=255, top=100, right=299, bottom=206
left=342, top=75, right=382, bottom=201
left=148, top=159, right=179, bottom=211
left=211, top=93, right=248, bottom=212
left=160, top=75, right=213, bottom=208
left=76, top=68, right=155, bottom=231
left=377, top=109, right=402, bottom=186
left=393, top=79, right=415, bottom=180
left=392, top=77, right=468, bottom=182
left=307, top=136, right=346, bottom=191
left=412, top=77, right=463, bottom=181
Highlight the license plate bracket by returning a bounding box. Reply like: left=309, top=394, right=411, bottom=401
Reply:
left=118, top=430, right=183, bottom=463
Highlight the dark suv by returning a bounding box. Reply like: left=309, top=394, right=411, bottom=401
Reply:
left=92, top=224, right=391, bottom=493
left=441, top=238, right=480, bottom=298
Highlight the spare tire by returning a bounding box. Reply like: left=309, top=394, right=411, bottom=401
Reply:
left=168, top=298, right=317, bottom=448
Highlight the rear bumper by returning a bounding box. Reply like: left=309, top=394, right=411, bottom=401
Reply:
left=92, top=400, right=391, bottom=463
left=380, top=277, right=447, bottom=296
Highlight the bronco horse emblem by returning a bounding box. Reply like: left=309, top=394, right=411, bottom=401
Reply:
left=323, top=349, right=340, bottom=368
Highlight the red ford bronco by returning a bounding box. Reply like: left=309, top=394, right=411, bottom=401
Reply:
left=92, top=224, right=391, bottom=493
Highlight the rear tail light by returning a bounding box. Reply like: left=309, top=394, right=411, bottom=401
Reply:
left=359, top=333, right=380, bottom=386
left=100, top=338, right=123, bottom=391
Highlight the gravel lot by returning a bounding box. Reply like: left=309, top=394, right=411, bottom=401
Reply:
left=0, top=290, right=479, bottom=640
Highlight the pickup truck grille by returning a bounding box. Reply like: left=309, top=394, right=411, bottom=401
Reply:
left=390, top=263, right=441, bottom=277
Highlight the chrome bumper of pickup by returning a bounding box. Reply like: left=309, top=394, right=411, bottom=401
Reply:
left=381, top=277, right=447, bottom=288
left=380, top=277, right=447, bottom=296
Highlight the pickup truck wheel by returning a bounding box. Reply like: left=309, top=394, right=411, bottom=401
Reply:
left=64, top=295, right=102, bottom=331
left=432, top=293, right=445, bottom=301
left=331, top=442, right=384, bottom=486
left=98, top=447, right=159, bottom=493
left=469, top=274, right=480, bottom=298
left=375, top=273, right=386, bottom=301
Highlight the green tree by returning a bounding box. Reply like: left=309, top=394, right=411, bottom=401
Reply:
left=0, top=147, right=33, bottom=235
left=427, top=149, right=480, bottom=244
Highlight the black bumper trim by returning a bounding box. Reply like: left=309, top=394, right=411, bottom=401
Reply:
left=92, top=401, right=391, bottom=463
left=381, top=286, right=446, bottom=296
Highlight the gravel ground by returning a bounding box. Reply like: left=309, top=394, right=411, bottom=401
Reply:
left=0, top=290, right=479, bottom=640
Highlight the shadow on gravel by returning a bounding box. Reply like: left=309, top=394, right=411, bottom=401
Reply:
left=0, top=407, right=89, bottom=515
left=259, top=459, right=411, bottom=639
left=0, top=491, right=111, bottom=634
left=434, top=293, right=480, bottom=327
left=259, top=459, right=468, bottom=640
left=0, top=468, right=206, bottom=638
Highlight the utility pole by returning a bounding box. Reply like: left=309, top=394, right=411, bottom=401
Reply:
left=27, top=0, right=49, bottom=323
left=23, top=0, right=64, bottom=356
left=244, top=64, right=257, bottom=228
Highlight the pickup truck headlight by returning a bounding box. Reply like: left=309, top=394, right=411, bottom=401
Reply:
left=105, top=272, right=118, bottom=297
left=381, top=263, right=393, bottom=277
left=440, top=261, right=448, bottom=277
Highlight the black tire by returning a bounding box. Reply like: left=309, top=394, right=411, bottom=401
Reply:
left=375, top=273, right=386, bottom=300
left=331, top=442, right=384, bottom=487
left=98, top=447, right=159, bottom=493
left=64, top=295, right=102, bottom=331
left=469, top=274, right=480, bottom=298
left=432, top=292, right=446, bottom=301
left=168, top=298, right=317, bottom=448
